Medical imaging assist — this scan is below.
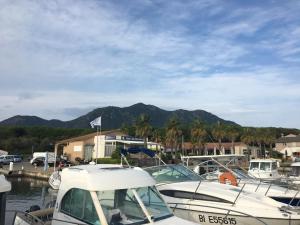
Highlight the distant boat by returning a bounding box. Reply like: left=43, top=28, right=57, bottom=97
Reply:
left=287, top=162, right=300, bottom=185
left=187, top=155, right=300, bottom=206
left=248, top=159, right=282, bottom=181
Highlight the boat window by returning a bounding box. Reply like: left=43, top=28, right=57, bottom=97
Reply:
left=97, top=189, right=148, bottom=225
left=260, top=162, right=271, bottom=171
left=271, top=162, right=277, bottom=170
left=291, top=167, right=300, bottom=176
left=144, top=165, right=202, bottom=183
left=249, top=162, right=259, bottom=170
left=135, top=186, right=172, bottom=221
left=60, top=188, right=100, bottom=225
left=160, top=190, right=232, bottom=204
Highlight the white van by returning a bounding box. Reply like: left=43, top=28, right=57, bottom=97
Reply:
left=30, top=152, right=56, bottom=165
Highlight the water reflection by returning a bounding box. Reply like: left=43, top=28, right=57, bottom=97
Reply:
left=5, top=177, right=56, bottom=225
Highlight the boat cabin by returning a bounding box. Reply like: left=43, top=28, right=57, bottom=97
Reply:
left=15, top=164, right=182, bottom=225
left=248, top=159, right=281, bottom=181
left=290, top=162, right=300, bottom=177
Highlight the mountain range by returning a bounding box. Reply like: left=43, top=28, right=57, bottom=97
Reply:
left=0, top=103, right=238, bottom=129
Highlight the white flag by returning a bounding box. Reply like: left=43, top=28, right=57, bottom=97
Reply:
left=90, top=116, right=101, bottom=128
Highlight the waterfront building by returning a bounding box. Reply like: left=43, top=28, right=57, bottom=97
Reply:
left=55, top=130, right=162, bottom=163
left=275, top=134, right=300, bottom=159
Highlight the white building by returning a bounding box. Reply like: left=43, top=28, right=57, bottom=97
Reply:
left=275, top=134, right=300, bottom=159
left=56, top=130, right=162, bottom=163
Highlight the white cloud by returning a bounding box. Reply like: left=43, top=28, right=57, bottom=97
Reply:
left=0, top=0, right=300, bottom=128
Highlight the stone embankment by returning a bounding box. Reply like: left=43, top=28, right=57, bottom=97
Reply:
left=0, top=162, right=54, bottom=180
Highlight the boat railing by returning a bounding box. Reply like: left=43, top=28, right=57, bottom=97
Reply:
left=195, top=159, right=300, bottom=197
left=7, top=210, right=88, bottom=225
left=7, top=210, right=49, bottom=225
left=171, top=202, right=268, bottom=225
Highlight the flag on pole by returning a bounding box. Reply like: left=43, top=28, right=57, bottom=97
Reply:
left=90, top=116, right=101, bottom=128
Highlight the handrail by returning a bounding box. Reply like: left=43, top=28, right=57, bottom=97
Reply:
left=232, top=183, right=246, bottom=206
left=288, top=190, right=300, bottom=207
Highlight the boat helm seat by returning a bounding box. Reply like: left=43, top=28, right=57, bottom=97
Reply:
left=108, top=209, right=126, bottom=225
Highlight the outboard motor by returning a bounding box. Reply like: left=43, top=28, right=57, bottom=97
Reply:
left=0, top=175, right=11, bottom=225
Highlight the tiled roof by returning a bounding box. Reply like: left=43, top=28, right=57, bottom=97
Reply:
left=276, top=135, right=300, bottom=143
left=56, top=129, right=126, bottom=144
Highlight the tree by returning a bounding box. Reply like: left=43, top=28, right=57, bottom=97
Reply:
left=121, top=123, right=135, bottom=136
left=165, top=117, right=182, bottom=159
left=135, top=114, right=152, bottom=148
left=225, top=126, right=240, bottom=154
left=241, top=128, right=255, bottom=160
left=264, top=129, right=276, bottom=158
left=212, top=121, right=226, bottom=154
left=191, top=120, right=207, bottom=155
left=152, top=128, right=163, bottom=157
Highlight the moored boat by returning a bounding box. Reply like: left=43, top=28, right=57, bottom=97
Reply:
left=13, top=164, right=200, bottom=225
left=144, top=164, right=300, bottom=225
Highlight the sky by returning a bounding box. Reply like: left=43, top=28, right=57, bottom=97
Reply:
left=0, top=0, right=300, bottom=128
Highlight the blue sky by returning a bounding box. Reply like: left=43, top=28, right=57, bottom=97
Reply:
left=0, top=0, right=300, bottom=128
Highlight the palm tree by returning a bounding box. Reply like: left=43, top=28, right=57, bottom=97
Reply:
left=264, top=129, right=276, bottom=158
left=191, top=120, right=207, bottom=155
left=256, top=128, right=268, bottom=158
left=212, top=121, right=226, bottom=154
left=241, top=128, right=255, bottom=160
left=152, top=129, right=163, bottom=156
left=165, top=117, right=181, bottom=159
left=225, top=126, right=240, bottom=154
left=135, top=114, right=152, bottom=148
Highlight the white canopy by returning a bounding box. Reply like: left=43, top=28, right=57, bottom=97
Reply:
left=60, top=164, right=155, bottom=192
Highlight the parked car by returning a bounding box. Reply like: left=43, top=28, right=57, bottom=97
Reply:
left=0, top=155, right=14, bottom=165
left=12, top=155, right=22, bottom=163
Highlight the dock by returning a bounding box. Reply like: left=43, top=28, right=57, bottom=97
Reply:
left=0, top=162, right=54, bottom=180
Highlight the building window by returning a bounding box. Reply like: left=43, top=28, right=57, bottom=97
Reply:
left=104, top=142, right=116, bottom=157
left=225, top=149, right=231, bottom=154
left=60, top=188, right=100, bottom=225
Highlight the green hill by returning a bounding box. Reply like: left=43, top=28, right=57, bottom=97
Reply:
left=0, top=103, right=238, bottom=129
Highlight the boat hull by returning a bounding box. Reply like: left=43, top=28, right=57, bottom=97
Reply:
left=172, top=206, right=300, bottom=225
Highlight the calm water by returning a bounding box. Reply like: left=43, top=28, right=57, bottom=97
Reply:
left=5, top=177, right=57, bottom=225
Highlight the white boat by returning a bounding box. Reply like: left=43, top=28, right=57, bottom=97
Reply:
left=248, top=159, right=282, bottom=181
left=184, top=155, right=300, bottom=206
left=288, top=162, right=300, bottom=185
left=144, top=164, right=300, bottom=225
left=13, top=164, right=199, bottom=225
left=0, top=175, right=11, bottom=225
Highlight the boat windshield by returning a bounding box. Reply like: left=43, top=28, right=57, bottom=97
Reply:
left=144, top=164, right=202, bottom=183
left=97, top=186, right=172, bottom=225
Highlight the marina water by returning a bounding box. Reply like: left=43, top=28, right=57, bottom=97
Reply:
left=5, top=177, right=56, bottom=225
